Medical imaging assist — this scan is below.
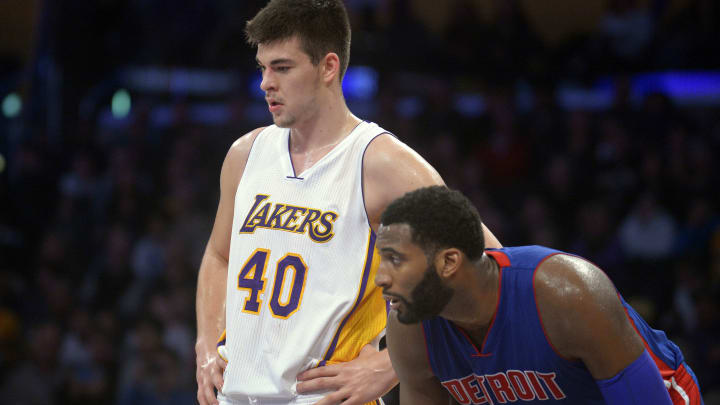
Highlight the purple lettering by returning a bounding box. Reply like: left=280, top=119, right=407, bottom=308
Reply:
left=311, top=211, right=337, bottom=242
left=279, top=206, right=307, bottom=231
left=297, top=209, right=321, bottom=235
left=239, top=195, right=270, bottom=233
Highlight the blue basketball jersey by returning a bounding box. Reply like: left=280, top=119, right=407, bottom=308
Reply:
left=421, top=246, right=703, bottom=404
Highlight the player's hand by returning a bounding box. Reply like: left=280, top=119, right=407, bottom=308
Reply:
left=196, top=346, right=228, bottom=405
left=296, top=345, right=398, bottom=405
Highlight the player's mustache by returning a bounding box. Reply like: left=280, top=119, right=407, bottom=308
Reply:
left=382, top=290, right=410, bottom=305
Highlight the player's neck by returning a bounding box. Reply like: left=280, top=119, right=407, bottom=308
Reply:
left=443, top=255, right=500, bottom=333
left=289, top=94, right=359, bottom=153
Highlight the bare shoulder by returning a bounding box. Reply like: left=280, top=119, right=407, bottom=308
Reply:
left=363, top=134, right=443, bottom=186
left=533, top=254, right=621, bottom=345
left=221, top=127, right=266, bottom=187
left=363, top=134, right=444, bottom=229
left=533, top=254, right=615, bottom=309
left=225, top=127, right=265, bottom=171
left=534, top=254, right=643, bottom=374
left=207, top=127, right=267, bottom=259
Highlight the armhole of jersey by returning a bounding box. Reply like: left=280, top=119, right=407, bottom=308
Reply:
left=622, top=308, right=703, bottom=404
left=622, top=304, right=674, bottom=374
left=232, top=127, right=266, bottom=205
left=238, top=127, right=266, bottom=181
left=360, top=131, right=396, bottom=230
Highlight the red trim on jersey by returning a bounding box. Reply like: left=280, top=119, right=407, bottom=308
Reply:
left=623, top=305, right=674, bottom=375
left=453, top=266, right=503, bottom=358
left=478, top=266, right=502, bottom=357
left=485, top=250, right=511, bottom=268
left=623, top=306, right=702, bottom=405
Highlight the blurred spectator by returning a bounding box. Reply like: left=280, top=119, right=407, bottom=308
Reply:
left=81, top=224, right=136, bottom=314
left=597, top=0, right=653, bottom=71
left=0, top=322, right=64, bottom=405
left=688, top=289, right=720, bottom=393
left=60, top=309, right=116, bottom=404
left=117, top=347, right=195, bottom=405
left=0, top=306, right=21, bottom=376
left=675, top=198, right=720, bottom=259
left=568, top=201, right=625, bottom=282
left=131, top=215, right=168, bottom=284
left=116, top=317, right=165, bottom=399
left=618, top=192, right=677, bottom=261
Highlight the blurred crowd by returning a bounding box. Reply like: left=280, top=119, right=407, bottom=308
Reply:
left=1, top=0, right=719, bottom=404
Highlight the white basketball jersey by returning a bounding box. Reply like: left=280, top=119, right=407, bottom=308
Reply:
left=219, top=122, right=388, bottom=404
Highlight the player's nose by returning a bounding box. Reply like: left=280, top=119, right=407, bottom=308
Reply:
left=260, top=71, right=275, bottom=92
left=374, top=266, right=391, bottom=288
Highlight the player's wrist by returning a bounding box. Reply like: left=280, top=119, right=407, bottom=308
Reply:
left=195, top=338, right=216, bottom=357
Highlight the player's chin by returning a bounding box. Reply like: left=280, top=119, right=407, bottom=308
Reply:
left=273, top=115, right=295, bottom=128
left=395, top=309, right=423, bottom=325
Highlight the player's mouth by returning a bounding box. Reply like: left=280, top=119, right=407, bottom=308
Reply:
left=383, top=294, right=403, bottom=311
left=268, top=101, right=283, bottom=113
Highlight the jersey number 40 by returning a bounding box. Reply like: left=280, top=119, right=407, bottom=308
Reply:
left=237, top=248, right=308, bottom=319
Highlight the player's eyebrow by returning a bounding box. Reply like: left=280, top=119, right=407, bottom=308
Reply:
left=256, top=57, right=295, bottom=66
left=379, top=247, right=404, bottom=257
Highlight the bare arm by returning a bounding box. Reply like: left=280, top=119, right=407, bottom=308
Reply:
left=363, top=134, right=501, bottom=248
left=195, top=128, right=263, bottom=405
left=534, top=254, right=645, bottom=379
left=386, top=312, right=453, bottom=405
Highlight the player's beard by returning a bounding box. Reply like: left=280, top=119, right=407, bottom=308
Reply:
left=395, top=263, right=454, bottom=324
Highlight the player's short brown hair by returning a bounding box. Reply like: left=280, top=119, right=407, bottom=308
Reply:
left=246, top=0, right=351, bottom=81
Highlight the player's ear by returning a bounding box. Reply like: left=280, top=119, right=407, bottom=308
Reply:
left=435, top=248, right=461, bottom=279
left=320, top=52, right=340, bottom=84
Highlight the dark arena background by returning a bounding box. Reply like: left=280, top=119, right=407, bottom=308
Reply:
left=1, top=0, right=719, bottom=404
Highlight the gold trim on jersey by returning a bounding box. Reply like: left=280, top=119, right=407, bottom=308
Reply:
left=320, top=228, right=387, bottom=365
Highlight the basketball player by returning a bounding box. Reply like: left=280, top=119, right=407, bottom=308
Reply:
left=194, top=1, right=501, bottom=405
left=376, top=186, right=704, bottom=405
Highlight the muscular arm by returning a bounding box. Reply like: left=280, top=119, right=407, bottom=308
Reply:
left=534, top=254, right=645, bottom=379
left=386, top=312, right=453, bottom=405
left=535, top=255, right=671, bottom=404
left=195, top=128, right=262, bottom=405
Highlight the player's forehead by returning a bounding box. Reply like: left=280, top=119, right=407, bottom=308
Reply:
left=376, top=223, right=415, bottom=250
left=256, top=36, right=310, bottom=64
